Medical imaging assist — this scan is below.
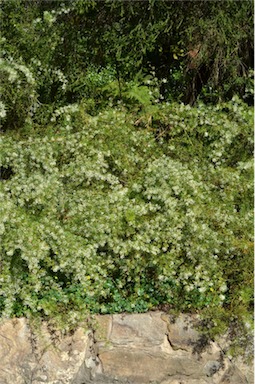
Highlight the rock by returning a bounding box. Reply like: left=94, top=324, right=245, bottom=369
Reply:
left=109, top=312, right=167, bottom=347
left=0, top=318, right=34, bottom=384
left=36, top=326, right=97, bottom=383
left=0, top=313, right=253, bottom=384
left=161, top=380, right=210, bottom=384
left=94, top=315, right=112, bottom=346
left=232, top=356, right=254, bottom=384
left=161, top=313, right=201, bottom=352
left=203, top=360, right=221, bottom=377
left=96, top=312, right=209, bottom=384
left=200, top=341, right=222, bottom=363
left=0, top=318, right=94, bottom=384
left=219, top=365, right=250, bottom=384
left=99, top=348, right=206, bottom=383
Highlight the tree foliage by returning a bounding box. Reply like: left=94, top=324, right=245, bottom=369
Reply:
left=1, top=0, right=253, bottom=112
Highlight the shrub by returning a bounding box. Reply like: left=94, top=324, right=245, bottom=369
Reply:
left=0, top=100, right=253, bottom=335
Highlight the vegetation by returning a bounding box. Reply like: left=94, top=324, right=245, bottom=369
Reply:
left=0, top=0, right=253, bottom=353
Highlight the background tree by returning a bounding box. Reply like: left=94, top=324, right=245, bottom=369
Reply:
left=1, top=0, right=253, bottom=114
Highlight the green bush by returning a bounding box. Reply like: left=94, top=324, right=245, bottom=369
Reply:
left=0, top=99, right=253, bottom=335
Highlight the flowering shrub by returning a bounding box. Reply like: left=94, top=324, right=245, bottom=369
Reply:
left=0, top=98, right=253, bottom=333
left=0, top=58, right=37, bottom=130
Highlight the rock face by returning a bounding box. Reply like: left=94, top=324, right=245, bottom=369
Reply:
left=0, top=317, right=99, bottom=384
left=0, top=312, right=253, bottom=384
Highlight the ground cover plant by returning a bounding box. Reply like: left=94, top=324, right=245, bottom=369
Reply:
left=0, top=0, right=254, bottom=355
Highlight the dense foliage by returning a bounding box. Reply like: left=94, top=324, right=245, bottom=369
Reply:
left=1, top=0, right=253, bottom=117
left=0, top=0, right=253, bottom=353
left=1, top=99, right=253, bottom=334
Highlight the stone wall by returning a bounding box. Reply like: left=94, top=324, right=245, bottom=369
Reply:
left=0, top=312, right=253, bottom=384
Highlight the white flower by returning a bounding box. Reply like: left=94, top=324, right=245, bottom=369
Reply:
left=33, top=17, right=41, bottom=25
left=220, top=284, right=227, bottom=292
left=7, top=67, right=18, bottom=82
left=198, top=286, right=207, bottom=293
left=43, top=11, right=56, bottom=25
left=0, top=101, right=6, bottom=118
